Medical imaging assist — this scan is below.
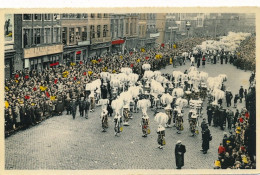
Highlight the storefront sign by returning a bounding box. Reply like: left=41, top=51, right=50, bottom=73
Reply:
left=150, top=33, right=160, bottom=38
left=50, top=62, right=59, bottom=67
left=78, top=41, right=90, bottom=46
left=91, top=37, right=111, bottom=44
left=76, top=51, right=81, bottom=55
left=111, top=39, right=125, bottom=45
left=24, top=44, right=63, bottom=58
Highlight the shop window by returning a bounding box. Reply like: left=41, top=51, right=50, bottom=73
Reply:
left=69, top=28, right=75, bottom=43
left=90, top=25, right=95, bottom=38
left=23, top=14, right=32, bottom=20
left=34, top=28, right=41, bottom=45
left=76, top=53, right=81, bottom=63
left=103, top=25, right=108, bottom=37
left=44, top=14, right=51, bottom=21
left=91, top=14, right=95, bottom=18
left=82, top=27, right=87, bottom=41
left=34, top=14, right=42, bottom=21
left=44, top=28, right=51, bottom=44
left=97, top=25, right=101, bottom=38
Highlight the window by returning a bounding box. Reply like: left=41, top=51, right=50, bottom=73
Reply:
left=62, top=27, right=67, bottom=45
left=82, top=14, right=87, bottom=18
left=104, top=14, right=108, bottom=18
left=97, top=13, right=102, bottom=18
left=76, top=14, right=81, bottom=18
left=34, top=14, right=42, bottom=21
left=103, top=25, right=108, bottom=37
left=75, top=27, right=81, bottom=41
left=34, top=28, right=41, bottom=45
left=90, top=25, right=95, bottom=38
left=53, top=14, right=60, bottom=20
left=23, top=29, right=31, bottom=47
left=134, top=20, right=136, bottom=33
left=53, top=28, right=60, bottom=43
left=126, top=22, right=129, bottom=34
left=139, top=26, right=141, bottom=35
left=82, top=27, right=87, bottom=41
left=62, top=14, right=68, bottom=19
left=44, top=14, right=51, bottom=21
left=91, top=14, right=95, bottom=18
left=69, top=28, right=75, bottom=43
left=69, top=14, right=75, bottom=18
left=130, top=23, right=133, bottom=35
left=44, top=28, right=51, bottom=44
left=23, top=14, right=32, bottom=20
left=97, top=25, right=101, bottom=38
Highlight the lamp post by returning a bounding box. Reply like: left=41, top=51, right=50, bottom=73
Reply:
left=186, top=21, right=191, bottom=38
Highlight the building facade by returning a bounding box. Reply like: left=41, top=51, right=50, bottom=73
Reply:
left=88, top=13, right=111, bottom=57
left=155, top=13, right=166, bottom=45
left=14, top=14, right=63, bottom=71
left=61, top=13, right=90, bottom=65
left=145, top=13, right=159, bottom=49
left=124, top=13, right=139, bottom=51
left=110, top=14, right=126, bottom=54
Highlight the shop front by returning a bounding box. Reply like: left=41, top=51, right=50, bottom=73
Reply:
left=5, top=50, right=15, bottom=79
left=90, top=42, right=111, bottom=58
left=111, top=39, right=125, bottom=54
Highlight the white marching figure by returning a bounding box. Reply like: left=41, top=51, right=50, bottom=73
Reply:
left=100, top=109, right=108, bottom=132
left=141, top=112, right=150, bottom=137
left=114, top=112, right=122, bottom=137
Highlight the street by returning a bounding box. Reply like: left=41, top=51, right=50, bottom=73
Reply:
left=5, top=62, right=251, bottom=170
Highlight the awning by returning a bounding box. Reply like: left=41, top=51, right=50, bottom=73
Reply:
left=111, top=39, right=125, bottom=45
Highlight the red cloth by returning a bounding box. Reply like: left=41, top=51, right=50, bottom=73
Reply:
left=15, top=74, right=19, bottom=79
left=33, top=87, right=37, bottom=91
left=145, top=56, right=149, bottom=60
left=98, top=58, right=102, bottom=62
left=79, top=61, right=83, bottom=65
left=218, top=146, right=226, bottom=154
left=161, top=43, right=165, bottom=47
left=25, top=95, right=30, bottom=100
left=25, top=75, right=29, bottom=79
left=245, top=112, right=249, bottom=119
left=74, top=77, right=77, bottom=80
left=46, top=92, right=50, bottom=98
left=202, top=57, right=206, bottom=61
left=54, top=79, right=58, bottom=84
left=130, top=63, right=134, bottom=68
left=83, top=72, right=87, bottom=75
left=239, top=117, right=244, bottom=123
left=130, top=52, right=133, bottom=55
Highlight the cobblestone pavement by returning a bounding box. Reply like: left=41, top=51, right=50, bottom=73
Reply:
left=5, top=62, right=251, bottom=170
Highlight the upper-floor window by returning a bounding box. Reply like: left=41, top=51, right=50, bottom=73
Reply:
left=44, top=28, right=51, bottom=44
left=104, top=14, right=108, bottom=18
left=90, top=25, right=95, bottom=38
left=53, top=14, right=60, bottom=20
left=33, top=28, right=41, bottom=45
left=82, top=27, right=87, bottom=41
left=69, top=14, right=75, bottom=19
left=91, top=14, right=95, bottom=18
left=97, top=14, right=102, bottom=18
left=126, top=22, right=129, bottom=34
left=75, top=27, right=81, bottom=41
left=44, top=14, right=51, bottom=21
left=103, top=25, right=108, bottom=37
left=53, top=28, right=61, bottom=43
left=97, top=25, right=101, bottom=38
left=76, top=14, right=81, bottom=19
left=23, top=14, right=32, bottom=20
left=34, top=14, right=42, bottom=21
left=69, top=28, right=75, bottom=43
left=82, top=14, right=87, bottom=18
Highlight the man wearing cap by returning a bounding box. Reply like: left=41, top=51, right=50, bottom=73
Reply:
left=202, top=125, right=211, bottom=154
left=175, top=140, right=186, bottom=169
left=225, top=89, right=233, bottom=107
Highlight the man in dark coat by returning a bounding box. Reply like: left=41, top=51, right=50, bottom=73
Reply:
left=207, top=104, right=213, bottom=126
left=79, top=97, right=85, bottom=117
left=101, top=85, right=108, bottom=99
left=175, top=140, right=186, bottom=169
left=226, top=108, right=234, bottom=130
left=225, top=90, right=233, bottom=107
left=70, top=98, right=78, bottom=119
left=239, top=86, right=244, bottom=103
left=202, top=125, right=211, bottom=154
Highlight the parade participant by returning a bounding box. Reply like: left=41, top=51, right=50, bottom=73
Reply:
left=201, top=118, right=207, bottom=132
left=218, top=143, right=226, bottom=159
left=239, top=86, right=244, bottom=103
left=65, top=93, right=71, bottom=115
left=201, top=125, right=211, bottom=154
left=157, top=124, right=165, bottom=149
left=79, top=97, right=85, bottom=117
left=123, top=104, right=130, bottom=126
left=188, top=111, right=198, bottom=136
left=197, top=55, right=201, bottom=68
left=100, top=109, right=108, bottom=132
left=176, top=113, right=183, bottom=134
left=141, top=112, right=150, bottom=137
left=70, top=98, right=78, bottom=120
left=219, top=106, right=226, bottom=130
left=114, top=112, right=122, bottom=136
left=165, top=106, right=172, bottom=128
left=175, top=140, right=186, bottom=169
left=190, top=55, right=195, bottom=66
left=89, top=92, right=95, bottom=112
left=234, top=94, right=239, bottom=108
left=202, top=55, right=206, bottom=68
left=84, top=95, right=90, bottom=119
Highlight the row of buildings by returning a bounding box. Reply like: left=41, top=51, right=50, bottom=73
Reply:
left=4, top=13, right=255, bottom=79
